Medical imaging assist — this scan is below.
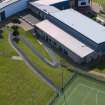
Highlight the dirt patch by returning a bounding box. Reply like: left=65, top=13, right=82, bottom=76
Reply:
left=11, top=56, right=23, bottom=61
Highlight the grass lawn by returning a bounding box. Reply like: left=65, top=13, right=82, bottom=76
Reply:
left=17, top=31, right=72, bottom=87
left=93, top=0, right=105, bottom=10
left=53, top=74, right=105, bottom=105
left=19, top=28, right=52, bottom=61
left=15, top=29, right=72, bottom=87
left=0, top=26, right=55, bottom=105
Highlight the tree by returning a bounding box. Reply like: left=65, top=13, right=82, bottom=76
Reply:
left=12, top=25, right=20, bottom=42
left=11, top=25, right=19, bottom=30
left=13, top=30, right=19, bottom=37
left=11, top=17, right=21, bottom=24
left=13, top=30, right=20, bottom=43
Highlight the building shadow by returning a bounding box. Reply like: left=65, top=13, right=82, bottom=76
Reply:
left=76, top=6, right=97, bottom=18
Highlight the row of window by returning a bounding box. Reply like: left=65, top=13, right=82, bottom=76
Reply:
left=44, top=35, right=69, bottom=56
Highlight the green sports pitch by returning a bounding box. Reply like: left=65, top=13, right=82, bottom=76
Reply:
left=53, top=75, right=105, bottom=105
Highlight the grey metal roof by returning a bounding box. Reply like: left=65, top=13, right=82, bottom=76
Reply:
left=50, top=9, right=105, bottom=44
left=0, top=0, right=18, bottom=9
left=33, top=0, right=68, bottom=6
left=30, top=2, right=60, bottom=14
left=36, top=20, right=94, bottom=58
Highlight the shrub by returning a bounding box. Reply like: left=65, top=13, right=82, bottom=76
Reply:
left=12, top=17, right=21, bottom=24
left=13, top=30, right=19, bottom=37
left=11, top=25, right=19, bottom=30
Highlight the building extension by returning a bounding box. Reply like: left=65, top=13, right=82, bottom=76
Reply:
left=0, top=0, right=28, bottom=21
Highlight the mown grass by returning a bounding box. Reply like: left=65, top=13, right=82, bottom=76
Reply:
left=18, top=38, right=72, bottom=88
left=19, top=28, right=52, bottom=61
left=16, top=28, right=72, bottom=88
left=0, top=26, right=55, bottom=105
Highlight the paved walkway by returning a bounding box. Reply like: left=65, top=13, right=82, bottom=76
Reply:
left=8, top=33, right=59, bottom=93
left=20, top=35, right=59, bottom=67
left=89, top=71, right=105, bottom=78
left=66, top=62, right=105, bottom=82
left=19, top=18, right=34, bottom=31
left=38, top=39, right=60, bottom=65
left=43, top=45, right=60, bottom=66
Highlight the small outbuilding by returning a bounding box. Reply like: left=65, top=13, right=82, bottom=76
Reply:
left=0, top=0, right=28, bottom=22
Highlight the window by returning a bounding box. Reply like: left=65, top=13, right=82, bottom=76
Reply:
left=64, top=49, right=68, bottom=56
left=81, top=2, right=86, bottom=5
left=54, top=42, right=57, bottom=45
left=59, top=46, right=62, bottom=51
left=45, top=36, right=48, bottom=41
left=49, top=39, right=51, bottom=42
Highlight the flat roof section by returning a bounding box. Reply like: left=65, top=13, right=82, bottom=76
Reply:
left=0, top=0, right=18, bottom=9
left=50, top=9, right=105, bottom=44
left=22, top=14, right=40, bottom=25
left=34, top=0, right=68, bottom=5
left=36, top=20, right=94, bottom=58
left=30, top=2, right=60, bottom=14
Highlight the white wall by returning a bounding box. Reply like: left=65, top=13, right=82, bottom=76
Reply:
left=4, top=0, right=28, bottom=18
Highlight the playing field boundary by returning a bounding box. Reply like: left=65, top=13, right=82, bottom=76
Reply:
left=79, top=83, right=105, bottom=105
left=56, top=82, right=105, bottom=105
left=47, top=72, right=77, bottom=105
left=47, top=67, right=105, bottom=105
left=63, top=72, right=77, bottom=92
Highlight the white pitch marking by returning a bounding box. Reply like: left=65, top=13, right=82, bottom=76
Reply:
left=62, top=85, right=81, bottom=105
left=96, top=91, right=99, bottom=105
left=79, top=84, right=105, bottom=95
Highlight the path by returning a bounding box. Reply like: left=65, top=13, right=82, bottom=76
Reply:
left=8, top=33, right=59, bottom=93
left=43, top=44, right=60, bottom=67
left=89, top=71, right=105, bottom=78
left=20, top=35, right=59, bottom=67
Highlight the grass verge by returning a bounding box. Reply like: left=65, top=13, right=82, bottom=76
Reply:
left=17, top=39, right=72, bottom=88
left=0, top=26, right=55, bottom=105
